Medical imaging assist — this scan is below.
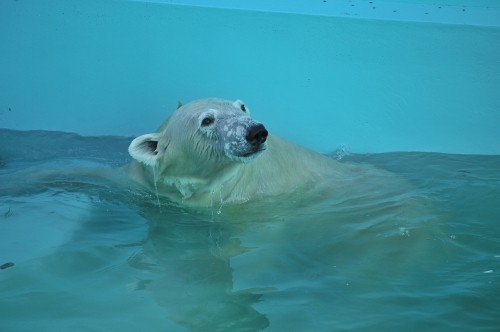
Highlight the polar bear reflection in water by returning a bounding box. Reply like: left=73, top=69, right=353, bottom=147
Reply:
left=122, top=98, right=439, bottom=330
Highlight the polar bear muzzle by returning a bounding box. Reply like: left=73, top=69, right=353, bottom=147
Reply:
left=222, top=119, right=268, bottom=162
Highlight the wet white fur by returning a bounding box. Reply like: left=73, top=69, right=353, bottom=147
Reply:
left=127, top=98, right=354, bottom=207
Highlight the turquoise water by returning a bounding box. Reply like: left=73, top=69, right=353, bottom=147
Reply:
left=1, top=129, right=499, bottom=331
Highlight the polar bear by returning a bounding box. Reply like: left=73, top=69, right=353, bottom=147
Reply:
left=127, top=98, right=358, bottom=207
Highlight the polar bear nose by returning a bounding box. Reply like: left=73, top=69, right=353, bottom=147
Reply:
left=246, top=124, right=268, bottom=146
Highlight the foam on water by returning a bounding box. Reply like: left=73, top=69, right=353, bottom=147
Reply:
left=0, top=129, right=499, bottom=331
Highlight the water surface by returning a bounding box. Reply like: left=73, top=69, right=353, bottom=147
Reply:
left=1, top=129, right=499, bottom=331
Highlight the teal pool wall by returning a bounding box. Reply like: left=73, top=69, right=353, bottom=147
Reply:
left=1, top=0, right=499, bottom=154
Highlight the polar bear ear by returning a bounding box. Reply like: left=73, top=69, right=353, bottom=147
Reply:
left=128, top=133, right=162, bottom=167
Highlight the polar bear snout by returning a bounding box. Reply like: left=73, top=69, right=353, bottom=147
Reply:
left=222, top=119, right=268, bottom=162
left=246, top=124, right=268, bottom=146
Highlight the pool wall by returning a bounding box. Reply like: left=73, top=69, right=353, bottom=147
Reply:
left=1, top=0, right=499, bottom=154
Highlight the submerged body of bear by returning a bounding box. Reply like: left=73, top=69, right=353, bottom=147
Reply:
left=127, top=98, right=367, bottom=207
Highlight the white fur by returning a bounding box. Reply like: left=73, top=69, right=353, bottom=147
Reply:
left=127, top=98, right=351, bottom=207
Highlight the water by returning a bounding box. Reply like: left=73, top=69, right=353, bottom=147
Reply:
left=1, top=129, right=499, bottom=331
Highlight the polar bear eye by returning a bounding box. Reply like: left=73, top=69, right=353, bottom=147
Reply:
left=201, top=117, right=215, bottom=126
left=240, top=104, right=247, bottom=112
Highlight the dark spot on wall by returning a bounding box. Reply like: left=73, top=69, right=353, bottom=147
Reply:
left=4, top=207, right=13, bottom=218
left=1, top=262, right=15, bottom=270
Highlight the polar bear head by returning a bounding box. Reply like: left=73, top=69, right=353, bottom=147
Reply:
left=128, top=98, right=268, bottom=183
